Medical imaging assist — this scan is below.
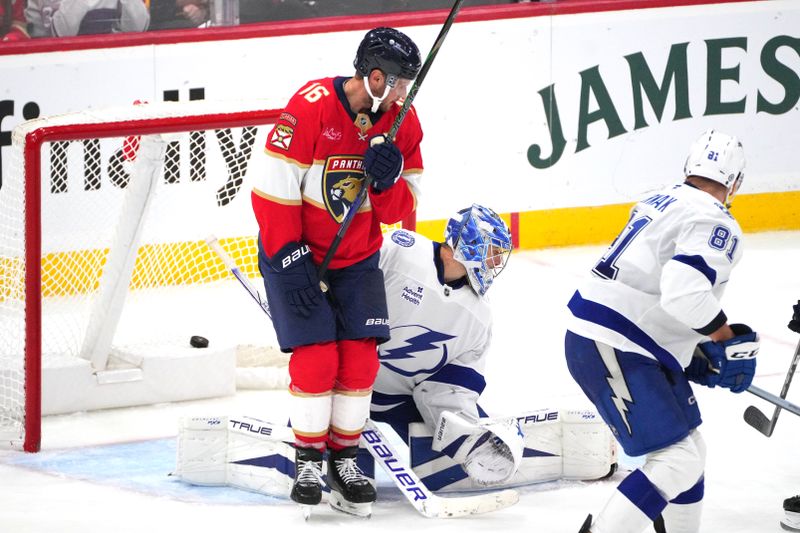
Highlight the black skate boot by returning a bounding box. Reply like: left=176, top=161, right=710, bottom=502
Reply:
left=290, top=446, right=323, bottom=519
left=782, top=495, right=800, bottom=531
left=327, top=446, right=376, bottom=518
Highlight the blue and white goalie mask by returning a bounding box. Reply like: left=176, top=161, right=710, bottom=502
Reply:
left=445, top=204, right=512, bottom=296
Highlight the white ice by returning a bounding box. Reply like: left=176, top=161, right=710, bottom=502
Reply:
left=1, top=231, right=798, bottom=533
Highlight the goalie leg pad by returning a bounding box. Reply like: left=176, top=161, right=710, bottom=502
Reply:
left=410, top=408, right=617, bottom=492
left=561, top=409, right=618, bottom=480
left=174, top=416, right=296, bottom=498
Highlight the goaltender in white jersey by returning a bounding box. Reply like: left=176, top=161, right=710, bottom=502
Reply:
left=371, top=205, right=616, bottom=491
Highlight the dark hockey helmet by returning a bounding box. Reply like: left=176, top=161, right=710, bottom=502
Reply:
left=354, top=27, right=422, bottom=85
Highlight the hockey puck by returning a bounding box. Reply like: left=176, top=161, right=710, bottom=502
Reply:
left=190, top=335, right=209, bottom=348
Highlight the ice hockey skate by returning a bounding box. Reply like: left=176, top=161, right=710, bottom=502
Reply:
left=290, top=446, right=324, bottom=520
left=326, top=446, right=376, bottom=518
left=782, top=495, right=800, bottom=531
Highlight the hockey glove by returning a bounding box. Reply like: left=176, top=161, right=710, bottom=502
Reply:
left=788, top=301, right=800, bottom=333
left=266, top=241, right=322, bottom=318
left=364, top=135, right=403, bottom=192
left=686, top=323, right=759, bottom=393
left=432, top=411, right=523, bottom=486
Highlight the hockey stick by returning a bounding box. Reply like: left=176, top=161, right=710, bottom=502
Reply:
left=316, top=0, right=465, bottom=290
left=742, top=301, right=800, bottom=436
left=361, top=419, right=519, bottom=518
left=204, top=237, right=519, bottom=517
left=205, top=236, right=271, bottom=318
left=743, top=339, right=800, bottom=436
left=745, top=384, right=800, bottom=418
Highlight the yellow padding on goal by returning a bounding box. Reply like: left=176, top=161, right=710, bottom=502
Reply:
left=3, top=192, right=795, bottom=301
left=0, top=237, right=261, bottom=300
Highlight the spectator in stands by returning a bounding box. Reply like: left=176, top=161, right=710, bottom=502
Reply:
left=150, top=0, right=294, bottom=30
left=26, top=0, right=149, bottom=37
left=1, top=0, right=29, bottom=41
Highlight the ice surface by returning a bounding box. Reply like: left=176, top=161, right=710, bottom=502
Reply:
left=1, top=231, right=798, bottom=533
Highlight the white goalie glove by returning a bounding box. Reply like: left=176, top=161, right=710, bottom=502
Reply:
left=431, top=411, right=524, bottom=486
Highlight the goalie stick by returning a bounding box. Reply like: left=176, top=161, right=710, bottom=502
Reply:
left=203, top=235, right=520, bottom=518
left=316, top=0, right=465, bottom=290
left=361, top=419, right=519, bottom=518
left=743, top=301, right=800, bottom=436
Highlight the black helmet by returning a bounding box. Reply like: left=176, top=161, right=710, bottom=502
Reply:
left=354, top=27, right=422, bottom=83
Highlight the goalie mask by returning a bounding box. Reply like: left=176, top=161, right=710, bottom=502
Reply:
left=684, top=129, right=745, bottom=207
left=445, top=204, right=512, bottom=296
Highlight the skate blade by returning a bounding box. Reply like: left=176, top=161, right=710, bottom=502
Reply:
left=328, top=491, right=372, bottom=518
left=782, top=511, right=800, bottom=532
left=300, top=504, right=314, bottom=521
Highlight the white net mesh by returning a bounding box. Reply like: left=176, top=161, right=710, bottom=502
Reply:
left=0, top=101, right=412, bottom=451
left=1, top=127, right=26, bottom=448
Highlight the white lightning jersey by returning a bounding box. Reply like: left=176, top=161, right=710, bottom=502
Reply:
left=372, top=230, right=493, bottom=429
left=566, top=183, right=743, bottom=371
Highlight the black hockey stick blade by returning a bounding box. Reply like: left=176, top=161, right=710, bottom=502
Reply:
left=743, top=405, right=775, bottom=437
left=743, top=321, right=800, bottom=437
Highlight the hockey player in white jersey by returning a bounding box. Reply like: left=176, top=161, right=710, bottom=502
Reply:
left=371, top=204, right=616, bottom=490
left=371, top=204, right=521, bottom=487
left=566, top=129, right=760, bottom=533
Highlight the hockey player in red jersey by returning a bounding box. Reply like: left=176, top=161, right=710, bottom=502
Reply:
left=251, top=27, right=423, bottom=517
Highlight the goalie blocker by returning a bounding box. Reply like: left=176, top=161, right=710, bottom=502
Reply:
left=173, top=409, right=616, bottom=497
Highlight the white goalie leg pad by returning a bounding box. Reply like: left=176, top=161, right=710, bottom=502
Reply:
left=174, top=416, right=230, bottom=486
left=173, top=416, right=296, bottom=498
left=225, top=416, right=296, bottom=497
left=561, top=408, right=617, bottom=480
left=410, top=408, right=616, bottom=492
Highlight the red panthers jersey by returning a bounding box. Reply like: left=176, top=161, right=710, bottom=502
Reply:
left=252, top=76, right=423, bottom=269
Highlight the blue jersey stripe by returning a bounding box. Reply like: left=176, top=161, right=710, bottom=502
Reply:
left=568, top=291, right=683, bottom=373
left=371, top=391, right=413, bottom=406
left=618, top=469, right=668, bottom=520
left=672, top=254, right=717, bottom=285
left=425, top=364, right=486, bottom=394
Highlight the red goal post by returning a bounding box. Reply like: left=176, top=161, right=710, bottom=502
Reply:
left=1, top=100, right=415, bottom=452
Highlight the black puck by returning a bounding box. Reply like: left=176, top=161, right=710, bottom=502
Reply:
left=190, top=335, right=209, bottom=348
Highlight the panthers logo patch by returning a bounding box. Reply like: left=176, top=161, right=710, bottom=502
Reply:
left=322, top=155, right=366, bottom=223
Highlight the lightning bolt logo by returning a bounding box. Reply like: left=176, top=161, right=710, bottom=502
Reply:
left=596, top=342, right=634, bottom=436
left=379, top=325, right=455, bottom=377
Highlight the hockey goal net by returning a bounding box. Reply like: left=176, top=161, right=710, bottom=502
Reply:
left=1, top=101, right=414, bottom=452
